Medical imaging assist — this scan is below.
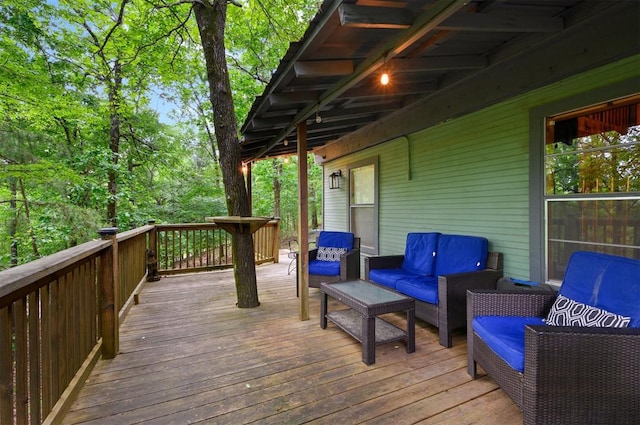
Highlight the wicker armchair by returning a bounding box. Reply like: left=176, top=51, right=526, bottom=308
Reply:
left=467, top=251, right=640, bottom=425
left=297, top=231, right=361, bottom=295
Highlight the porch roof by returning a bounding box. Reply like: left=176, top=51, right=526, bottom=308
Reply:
left=239, top=0, right=589, bottom=162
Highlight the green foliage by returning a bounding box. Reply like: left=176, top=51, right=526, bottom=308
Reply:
left=251, top=154, right=322, bottom=239
left=546, top=128, right=640, bottom=194
left=0, top=0, right=321, bottom=268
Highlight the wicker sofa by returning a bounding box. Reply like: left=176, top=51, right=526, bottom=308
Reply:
left=365, top=232, right=503, bottom=347
left=467, top=251, right=640, bottom=425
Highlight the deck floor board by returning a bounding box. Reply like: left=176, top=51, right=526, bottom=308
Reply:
left=62, top=253, right=522, bottom=424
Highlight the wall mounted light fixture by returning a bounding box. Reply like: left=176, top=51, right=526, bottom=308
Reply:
left=329, top=170, right=342, bottom=189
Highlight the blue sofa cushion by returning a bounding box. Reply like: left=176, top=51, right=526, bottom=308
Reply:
left=434, top=234, right=488, bottom=276
left=401, top=232, right=440, bottom=276
left=316, top=231, right=354, bottom=250
left=309, top=259, right=340, bottom=276
left=368, top=269, right=421, bottom=290
left=545, top=294, right=630, bottom=327
left=558, top=251, right=640, bottom=327
left=395, top=276, right=439, bottom=305
left=473, top=316, right=546, bottom=372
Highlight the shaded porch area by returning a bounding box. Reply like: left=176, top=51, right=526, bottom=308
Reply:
left=62, top=253, right=521, bottom=424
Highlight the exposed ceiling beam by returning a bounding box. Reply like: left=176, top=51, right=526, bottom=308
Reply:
left=338, top=3, right=414, bottom=29
left=294, top=60, right=354, bottom=77
left=390, top=55, right=487, bottom=72
left=268, top=91, right=323, bottom=105
left=438, top=13, right=564, bottom=32
left=344, top=82, right=438, bottom=98
left=308, top=116, right=376, bottom=132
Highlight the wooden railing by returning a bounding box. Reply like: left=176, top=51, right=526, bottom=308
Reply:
left=154, top=219, right=280, bottom=274
left=0, top=219, right=280, bottom=425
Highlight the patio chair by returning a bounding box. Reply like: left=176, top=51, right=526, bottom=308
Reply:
left=365, top=232, right=503, bottom=347
left=467, top=251, right=640, bottom=424
left=297, top=230, right=360, bottom=295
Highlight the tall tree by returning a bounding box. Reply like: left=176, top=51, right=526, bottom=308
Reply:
left=149, top=0, right=316, bottom=307
left=192, top=0, right=258, bottom=307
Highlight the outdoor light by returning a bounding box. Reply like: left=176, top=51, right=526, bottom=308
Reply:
left=329, top=170, right=342, bottom=189
left=380, top=51, right=390, bottom=86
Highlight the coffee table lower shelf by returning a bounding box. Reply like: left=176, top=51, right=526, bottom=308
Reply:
left=326, top=309, right=407, bottom=345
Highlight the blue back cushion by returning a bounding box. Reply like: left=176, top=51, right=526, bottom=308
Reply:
left=401, top=232, right=440, bottom=275
left=559, top=251, right=640, bottom=327
left=316, top=231, right=354, bottom=250
left=434, top=234, right=488, bottom=276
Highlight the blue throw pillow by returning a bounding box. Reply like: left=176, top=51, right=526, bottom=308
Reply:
left=545, top=294, right=630, bottom=327
left=316, top=246, right=347, bottom=262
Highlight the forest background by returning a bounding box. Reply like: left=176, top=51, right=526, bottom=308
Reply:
left=0, top=0, right=323, bottom=269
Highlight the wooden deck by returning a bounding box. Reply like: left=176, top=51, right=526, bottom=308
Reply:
left=62, top=253, right=522, bottom=424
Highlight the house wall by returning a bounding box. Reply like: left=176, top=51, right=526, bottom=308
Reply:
left=322, top=55, right=640, bottom=280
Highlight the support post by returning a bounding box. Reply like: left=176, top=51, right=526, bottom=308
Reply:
left=98, top=227, right=119, bottom=359
left=297, top=121, right=309, bottom=320
left=246, top=162, right=253, bottom=216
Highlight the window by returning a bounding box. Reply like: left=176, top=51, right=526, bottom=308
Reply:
left=349, top=160, right=378, bottom=254
left=544, top=95, right=640, bottom=281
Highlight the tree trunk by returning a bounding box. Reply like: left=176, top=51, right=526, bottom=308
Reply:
left=9, top=178, right=18, bottom=267
left=194, top=0, right=259, bottom=308
left=107, top=60, right=122, bottom=227
left=19, top=178, right=40, bottom=258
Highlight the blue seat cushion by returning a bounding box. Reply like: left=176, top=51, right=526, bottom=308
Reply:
left=395, top=276, right=439, bottom=305
left=401, top=232, right=440, bottom=276
left=472, top=316, right=546, bottom=372
left=369, top=269, right=420, bottom=290
left=309, top=259, right=340, bottom=276
left=558, top=251, right=640, bottom=327
left=434, top=234, right=488, bottom=276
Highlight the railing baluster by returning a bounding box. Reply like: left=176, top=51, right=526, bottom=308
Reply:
left=41, top=285, right=52, bottom=416
left=0, top=305, right=12, bottom=425
left=15, top=297, right=28, bottom=424
left=28, top=291, right=41, bottom=424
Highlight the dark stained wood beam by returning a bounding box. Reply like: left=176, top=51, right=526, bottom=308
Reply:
left=438, top=13, right=564, bottom=32
left=294, top=60, right=354, bottom=77
left=391, top=55, right=487, bottom=72
left=338, top=3, right=414, bottom=29
left=345, top=81, right=438, bottom=98
left=268, top=91, right=323, bottom=105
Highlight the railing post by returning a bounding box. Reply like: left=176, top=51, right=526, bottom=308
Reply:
left=272, top=218, right=281, bottom=263
left=98, top=227, right=119, bottom=359
left=146, top=220, right=160, bottom=282
left=147, top=220, right=157, bottom=254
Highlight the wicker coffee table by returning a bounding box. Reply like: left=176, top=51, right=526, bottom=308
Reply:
left=320, top=280, right=415, bottom=365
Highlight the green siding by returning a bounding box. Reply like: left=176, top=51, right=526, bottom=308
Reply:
left=324, top=56, right=639, bottom=280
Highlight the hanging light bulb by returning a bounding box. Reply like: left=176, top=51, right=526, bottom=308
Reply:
left=380, top=51, right=390, bottom=86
